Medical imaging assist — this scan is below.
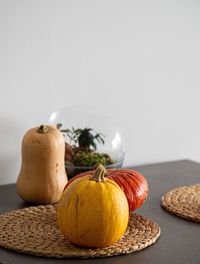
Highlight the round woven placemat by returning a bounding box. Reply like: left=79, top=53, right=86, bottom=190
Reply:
left=161, top=183, right=200, bottom=222
left=0, top=205, right=160, bottom=258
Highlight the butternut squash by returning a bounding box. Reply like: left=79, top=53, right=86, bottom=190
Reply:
left=16, top=125, right=67, bottom=204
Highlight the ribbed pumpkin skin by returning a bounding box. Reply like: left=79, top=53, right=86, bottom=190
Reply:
left=57, top=176, right=129, bottom=248
left=64, top=169, right=148, bottom=211
left=108, top=170, right=148, bottom=211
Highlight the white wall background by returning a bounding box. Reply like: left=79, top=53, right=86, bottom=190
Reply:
left=0, top=0, right=200, bottom=184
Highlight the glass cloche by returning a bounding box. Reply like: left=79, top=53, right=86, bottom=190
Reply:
left=48, top=105, right=125, bottom=178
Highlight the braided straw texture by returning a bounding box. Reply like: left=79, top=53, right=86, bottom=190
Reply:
left=161, top=184, right=200, bottom=222
left=0, top=205, right=160, bottom=258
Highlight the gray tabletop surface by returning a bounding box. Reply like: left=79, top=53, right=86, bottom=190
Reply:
left=0, top=159, right=199, bottom=264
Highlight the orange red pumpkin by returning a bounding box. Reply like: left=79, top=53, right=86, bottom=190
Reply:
left=64, top=167, right=148, bottom=211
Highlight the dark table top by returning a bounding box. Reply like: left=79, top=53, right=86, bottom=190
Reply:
left=0, top=159, right=199, bottom=264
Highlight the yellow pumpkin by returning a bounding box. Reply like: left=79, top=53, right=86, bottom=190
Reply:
left=16, top=125, right=67, bottom=204
left=57, top=164, right=129, bottom=248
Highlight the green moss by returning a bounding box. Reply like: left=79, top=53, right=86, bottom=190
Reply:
left=74, top=151, right=113, bottom=167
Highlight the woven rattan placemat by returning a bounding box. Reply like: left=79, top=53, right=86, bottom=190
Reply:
left=0, top=205, right=160, bottom=258
left=161, top=183, right=200, bottom=222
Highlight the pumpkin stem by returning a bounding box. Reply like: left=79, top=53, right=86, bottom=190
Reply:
left=91, top=164, right=107, bottom=182
left=37, top=125, right=48, bottom=134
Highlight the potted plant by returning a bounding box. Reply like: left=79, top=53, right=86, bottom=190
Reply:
left=57, top=124, right=114, bottom=178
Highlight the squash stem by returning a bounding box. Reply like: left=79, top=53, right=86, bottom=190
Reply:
left=91, top=164, right=107, bottom=182
left=37, top=125, right=48, bottom=134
